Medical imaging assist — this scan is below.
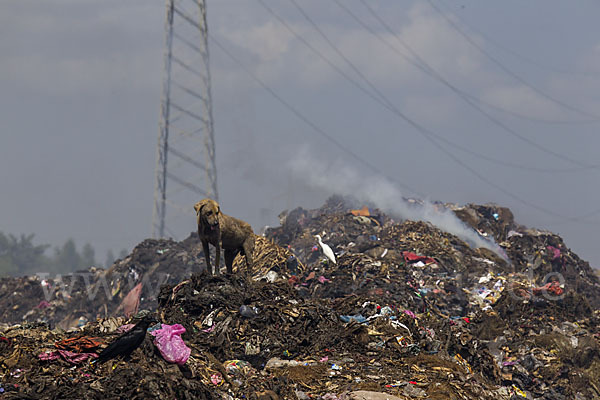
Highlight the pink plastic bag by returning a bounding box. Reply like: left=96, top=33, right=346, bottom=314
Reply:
left=150, top=323, right=191, bottom=365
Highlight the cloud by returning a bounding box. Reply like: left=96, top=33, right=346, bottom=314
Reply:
left=544, top=45, right=600, bottom=116
left=0, top=1, right=162, bottom=95
left=401, top=3, right=484, bottom=79
left=216, top=19, right=338, bottom=88
left=2, top=54, right=160, bottom=96
left=223, top=21, right=294, bottom=64
left=319, top=2, right=486, bottom=91
left=212, top=2, right=486, bottom=94
left=481, top=84, right=569, bottom=119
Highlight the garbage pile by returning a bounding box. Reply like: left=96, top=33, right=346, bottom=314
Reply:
left=0, top=237, right=205, bottom=329
left=1, top=196, right=600, bottom=399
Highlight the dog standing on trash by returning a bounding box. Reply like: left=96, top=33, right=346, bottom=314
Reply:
left=194, top=198, right=255, bottom=274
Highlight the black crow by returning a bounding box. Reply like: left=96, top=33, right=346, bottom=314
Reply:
left=93, top=314, right=157, bottom=364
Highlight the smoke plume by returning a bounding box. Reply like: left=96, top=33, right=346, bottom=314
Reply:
left=289, top=148, right=507, bottom=260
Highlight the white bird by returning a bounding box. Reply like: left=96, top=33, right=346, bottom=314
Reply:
left=315, top=234, right=336, bottom=265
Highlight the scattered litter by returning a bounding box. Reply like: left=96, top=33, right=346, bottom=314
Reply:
left=0, top=198, right=598, bottom=399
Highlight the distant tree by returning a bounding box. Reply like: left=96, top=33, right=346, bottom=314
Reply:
left=81, top=243, right=96, bottom=268
left=105, top=249, right=116, bottom=268
left=0, top=233, right=106, bottom=275
left=0, top=232, right=51, bottom=276
left=0, top=249, right=16, bottom=276
left=54, top=239, right=81, bottom=272
left=0, top=233, right=14, bottom=276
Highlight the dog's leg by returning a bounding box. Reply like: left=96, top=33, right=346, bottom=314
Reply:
left=214, top=241, right=221, bottom=274
left=224, top=249, right=236, bottom=274
left=201, top=239, right=212, bottom=275
left=242, top=238, right=254, bottom=272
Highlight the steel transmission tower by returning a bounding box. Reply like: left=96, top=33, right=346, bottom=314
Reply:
left=153, top=0, right=217, bottom=239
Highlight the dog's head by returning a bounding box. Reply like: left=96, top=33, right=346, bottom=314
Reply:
left=194, top=199, right=221, bottom=231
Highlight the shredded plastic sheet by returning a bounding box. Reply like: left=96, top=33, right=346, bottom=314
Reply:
left=150, top=323, right=190, bottom=365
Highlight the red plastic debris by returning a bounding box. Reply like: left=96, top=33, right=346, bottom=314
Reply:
left=55, top=336, right=104, bottom=353
left=402, top=251, right=436, bottom=265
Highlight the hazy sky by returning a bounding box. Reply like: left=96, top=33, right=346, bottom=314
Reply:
left=1, top=0, right=599, bottom=268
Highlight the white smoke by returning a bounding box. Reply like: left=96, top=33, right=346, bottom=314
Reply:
left=289, top=148, right=507, bottom=260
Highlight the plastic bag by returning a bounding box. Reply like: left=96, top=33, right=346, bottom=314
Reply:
left=150, top=323, right=191, bottom=365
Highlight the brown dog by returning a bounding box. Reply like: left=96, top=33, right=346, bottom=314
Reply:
left=194, top=199, right=255, bottom=275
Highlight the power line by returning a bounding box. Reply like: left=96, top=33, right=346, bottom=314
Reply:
left=340, top=0, right=599, bottom=169
left=287, top=0, right=391, bottom=106
left=355, top=1, right=597, bottom=126
left=208, top=34, right=424, bottom=198
left=255, top=0, right=386, bottom=108
left=307, top=1, right=600, bottom=171
left=263, top=0, right=590, bottom=174
left=426, top=0, right=600, bottom=121
left=436, top=0, right=600, bottom=79
left=458, top=91, right=599, bottom=125
left=256, top=0, right=598, bottom=222
left=276, top=0, right=600, bottom=174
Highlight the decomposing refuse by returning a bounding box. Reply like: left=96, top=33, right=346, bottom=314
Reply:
left=1, top=196, right=599, bottom=399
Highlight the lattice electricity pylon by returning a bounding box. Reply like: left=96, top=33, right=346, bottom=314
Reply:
left=153, top=0, right=217, bottom=239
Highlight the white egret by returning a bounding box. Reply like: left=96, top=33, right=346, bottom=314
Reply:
left=315, top=234, right=337, bottom=265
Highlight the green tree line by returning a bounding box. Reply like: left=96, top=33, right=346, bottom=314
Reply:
left=0, top=232, right=127, bottom=276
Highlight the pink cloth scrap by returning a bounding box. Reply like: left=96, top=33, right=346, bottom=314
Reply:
left=37, top=300, right=51, bottom=309
left=38, top=350, right=98, bottom=364
left=547, top=246, right=561, bottom=260
left=116, top=323, right=135, bottom=334
left=120, top=282, right=143, bottom=318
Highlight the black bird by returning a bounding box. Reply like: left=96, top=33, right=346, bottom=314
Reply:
left=93, top=314, right=157, bottom=364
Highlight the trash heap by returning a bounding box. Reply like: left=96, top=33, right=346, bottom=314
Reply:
left=0, top=237, right=207, bottom=329
left=1, top=196, right=600, bottom=399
